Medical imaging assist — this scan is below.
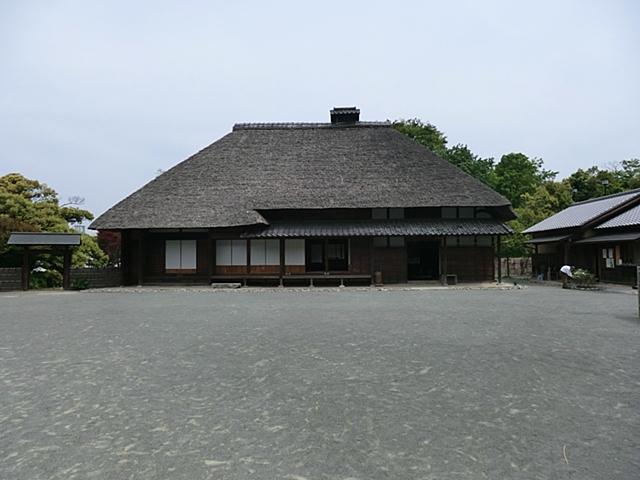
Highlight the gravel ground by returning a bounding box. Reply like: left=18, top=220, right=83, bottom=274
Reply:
left=0, top=285, right=638, bottom=479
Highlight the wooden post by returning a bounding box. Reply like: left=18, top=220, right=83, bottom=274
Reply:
left=279, top=238, right=285, bottom=287
left=137, top=230, right=144, bottom=286
left=441, top=237, right=448, bottom=285
left=324, top=239, right=329, bottom=273
left=21, top=247, right=30, bottom=290
left=62, top=246, right=71, bottom=290
left=497, top=235, right=502, bottom=284
left=246, top=239, right=251, bottom=274
left=637, top=266, right=640, bottom=319
left=207, top=233, right=214, bottom=281
left=369, top=237, right=375, bottom=286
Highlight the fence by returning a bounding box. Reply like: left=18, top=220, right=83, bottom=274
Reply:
left=497, top=257, right=532, bottom=278
left=0, top=268, right=21, bottom=291
left=69, top=267, right=122, bottom=288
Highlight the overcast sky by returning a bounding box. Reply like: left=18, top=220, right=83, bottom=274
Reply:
left=1, top=0, right=639, bottom=218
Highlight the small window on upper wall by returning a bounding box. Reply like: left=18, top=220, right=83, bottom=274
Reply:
left=373, top=236, right=388, bottom=247
left=389, top=236, right=405, bottom=247
left=475, top=209, right=492, bottom=219
left=372, top=208, right=387, bottom=219
left=389, top=208, right=405, bottom=219
left=458, top=207, right=474, bottom=219
left=441, top=207, right=457, bottom=219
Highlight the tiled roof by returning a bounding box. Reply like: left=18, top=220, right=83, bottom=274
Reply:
left=7, top=232, right=81, bottom=246
left=596, top=203, right=640, bottom=229
left=523, top=189, right=640, bottom=234
left=524, top=234, right=570, bottom=244
left=573, top=232, right=640, bottom=244
left=240, top=219, right=512, bottom=238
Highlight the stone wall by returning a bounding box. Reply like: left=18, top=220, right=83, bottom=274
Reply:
left=69, top=267, right=122, bottom=289
left=0, top=268, right=22, bottom=291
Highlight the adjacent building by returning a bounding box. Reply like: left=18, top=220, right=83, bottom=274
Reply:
left=524, top=188, right=640, bottom=284
left=91, top=107, right=514, bottom=286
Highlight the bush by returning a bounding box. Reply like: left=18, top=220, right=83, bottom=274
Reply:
left=572, top=268, right=596, bottom=288
left=70, top=278, right=90, bottom=290
left=29, top=269, right=62, bottom=289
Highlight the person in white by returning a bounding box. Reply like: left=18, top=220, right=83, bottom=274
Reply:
left=560, top=265, right=573, bottom=288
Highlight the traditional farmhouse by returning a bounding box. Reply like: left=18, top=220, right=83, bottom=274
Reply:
left=91, top=107, right=514, bottom=286
left=525, top=188, right=640, bottom=284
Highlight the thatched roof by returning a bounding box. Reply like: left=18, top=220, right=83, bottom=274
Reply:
left=91, top=118, right=512, bottom=230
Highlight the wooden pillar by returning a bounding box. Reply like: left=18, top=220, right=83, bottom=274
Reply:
left=246, top=239, right=251, bottom=274
left=137, top=230, right=144, bottom=286
left=21, top=247, right=30, bottom=291
left=369, top=237, right=375, bottom=286
left=207, top=233, right=214, bottom=281
left=279, top=238, right=285, bottom=287
left=323, top=239, right=329, bottom=273
left=497, top=235, right=502, bottom=284
left=441, top=237, right=448, bottom=285
left=62, top=246, right=72, bottom=290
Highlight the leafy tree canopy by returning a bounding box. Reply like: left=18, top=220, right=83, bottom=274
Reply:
left=394, top=119, right=640, bottom=258
left=0, top=173, right=106, bottom=270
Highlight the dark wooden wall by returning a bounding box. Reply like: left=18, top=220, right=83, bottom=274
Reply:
left=447, top=247, right=494, bottom=282
left=373, top=247, right=408, bottom=283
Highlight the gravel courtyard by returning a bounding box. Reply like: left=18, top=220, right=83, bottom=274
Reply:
left=0, top=286, right=638, bottom=479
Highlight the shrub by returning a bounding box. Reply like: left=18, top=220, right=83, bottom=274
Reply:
left=29, top=269, right=62, bottom=289
left=70, top=278, right=90, bottom=290
left=572, top=268, right=596, bottom=288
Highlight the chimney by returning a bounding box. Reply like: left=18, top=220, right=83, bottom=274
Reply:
left=330, top=106, right=360, bottom=125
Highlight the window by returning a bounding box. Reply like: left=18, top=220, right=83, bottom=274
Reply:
left=373, top=236, right=388, bottom=247
left=373, top=236, right=405, bottom=248
left=305, top=239, right=349, bottom=271
left=476, top=236, right=492, bottom=246
left=165, top=240, right=197, bottom=272
left=284, top=239, right=305, bottom=265
left=441, top=207, right=457, bottom=219
left=389, top=208, right=405, bottom=219
left=603, top=247, right=614, bottom=269
left=619, top=244, right=634, bottom=265
left=216, top=240, right=247, bottom=266
left=389, top=237, right=405, bottom=247
left=458, top=207, right=474, bottom=219
left=458, top=236, right=474, bottom=246
left=250, top=239, right=280, bottom=265
left=372, top=208, right=387, bottom=219
left=372, top=208, right=405, bottom=219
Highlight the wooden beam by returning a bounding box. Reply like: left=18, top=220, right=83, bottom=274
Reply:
left=137, top=230, right=144, bottom=286
left=246, top=239, right=251, bottom=274
left=324, top=239, right=329, bottom=273
left=441, top=237, right=448, bottom=285
left=279, top=238, right=285, bottom=287
left=497, top=235, right=502, bottom=283
left=21, top=247, right=30, bottom=291
left=62, top=246, right=71, bottom=290
left=207, top=232, right=214, bottom=280
left=369, top=237, right=375, bottom=286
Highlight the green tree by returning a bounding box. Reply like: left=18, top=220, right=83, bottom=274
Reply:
left=393, top=119, right=448, bottom=157
left=0, top=173, right=105, bottom=273
left=613, top=158, right=640, bottom=190
left=566, top=166, right=622, bottom=202
left=502, top=181, right=573, bottom=258
left=445, top=144, right=497, bottom=188
left=494, top=153, right=556, bottom=208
